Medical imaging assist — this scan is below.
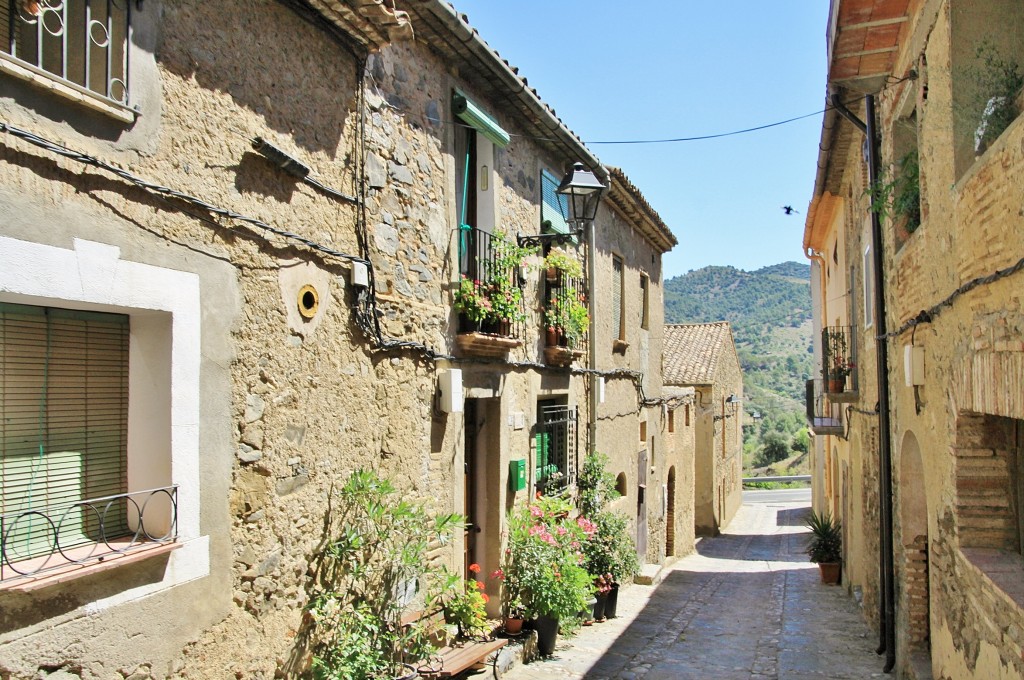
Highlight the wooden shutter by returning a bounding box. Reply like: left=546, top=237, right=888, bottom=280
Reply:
left=1, top=303, right=129, bottom=561
left=612, top=256, right=624, bottom=340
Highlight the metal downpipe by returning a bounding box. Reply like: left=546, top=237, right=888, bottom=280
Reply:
left=865, top=94, right=897, bottom=674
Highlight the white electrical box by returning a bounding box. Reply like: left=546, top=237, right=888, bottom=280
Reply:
left=439, top=369, right=464, bottom=413
left=904, top=345, right=925, bottom=386
left=598, top=377, right=605, bottom=403
left=351, top=261, right=369, bottom=288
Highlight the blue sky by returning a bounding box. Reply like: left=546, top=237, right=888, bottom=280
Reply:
left=448, top=1, right=830, bottom=280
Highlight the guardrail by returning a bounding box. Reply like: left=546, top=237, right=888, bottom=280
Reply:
left=742, top=475, right=811, bottom=484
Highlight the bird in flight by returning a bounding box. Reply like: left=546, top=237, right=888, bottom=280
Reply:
left=782, top=205, right=799, bottom=215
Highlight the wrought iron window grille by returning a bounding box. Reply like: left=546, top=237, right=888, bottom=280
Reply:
left=0, top=485, right=179, bottom=583
left=2, top=0, right=133, bottom=109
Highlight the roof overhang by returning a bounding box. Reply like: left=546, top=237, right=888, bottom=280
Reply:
left=606, top=167, right=678, bottom=254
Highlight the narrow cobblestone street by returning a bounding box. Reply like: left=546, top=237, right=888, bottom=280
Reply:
left=503, top=500, right=884, bottom=680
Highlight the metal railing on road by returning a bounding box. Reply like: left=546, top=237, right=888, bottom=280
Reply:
left=742, top=475, right=811, bottom=484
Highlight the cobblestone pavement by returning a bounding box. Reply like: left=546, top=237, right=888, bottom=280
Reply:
left=502, top=501, right=886, bottom=680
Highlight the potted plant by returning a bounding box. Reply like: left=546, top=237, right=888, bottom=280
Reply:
left=577, top=452, right=639, bottom=619
left=822, top=328, right=854, bottom=393
left=308, top=469, right=463, bottom=680
left=453, top=277, right=493, bottom=325
left=543, top=247, right=583, bottom=282
left=805, top=510, right=842, bottom=585
left=503, top=497, right=592, bottom=655
left=455, top=229, right=535, bottom=341
left=427, top=564, right=489, bottom=640
left=544, top=287, right=589, bottom=348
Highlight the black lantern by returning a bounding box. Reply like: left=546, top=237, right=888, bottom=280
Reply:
left=557, top=162, right=605, bottom=226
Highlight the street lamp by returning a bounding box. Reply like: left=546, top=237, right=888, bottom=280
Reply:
left=557, top=162, right=605, bottom=227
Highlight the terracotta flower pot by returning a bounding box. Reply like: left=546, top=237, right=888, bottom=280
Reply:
left=503, top=617, right=524, bottom=635
left=818, top=561, right=841, bottom=584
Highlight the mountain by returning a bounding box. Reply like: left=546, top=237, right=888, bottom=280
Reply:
left=664, top=262, right=814, bottom=473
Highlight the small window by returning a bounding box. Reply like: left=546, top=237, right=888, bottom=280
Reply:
left=640, top=273, right=650, bottom=330
left=535, top=402, right=577, bottom=495
left=612, top=255, right=624, bottom=341
left=685, top=404, right=691, bottom=427
left=615, top=472, right=628, bottom=497
left=668, top=409, right=676, bottom=433
left=863, top=241, right=874, bottom=329
left=639, top=420, right=647, bottom=445
left=1, top=1, right=132, bottom=109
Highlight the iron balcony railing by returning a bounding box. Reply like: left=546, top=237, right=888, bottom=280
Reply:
left=1, top=0, right=132, bottom=106
left=805, top=379, right=844, bottom=436
left=1, top=485, right=178, bottom=583
left=822, top=325, right=858, bottom=395
left=543, top=273, right=589, bottom=354
left=457, top=225, right=525, bottom=339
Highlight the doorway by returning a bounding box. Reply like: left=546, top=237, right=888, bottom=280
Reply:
left=636, top=448, right=648, bottom=563
left=666, top=466, right=677, bottom=556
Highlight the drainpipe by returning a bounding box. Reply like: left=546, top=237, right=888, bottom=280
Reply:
left=587, top=216, right=598, bottom=457
left=864, top=94, right=897, bottom=674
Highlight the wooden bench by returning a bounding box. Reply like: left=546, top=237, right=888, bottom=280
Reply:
left=403, top=610, right=510, bottom=679
left=418, top=637, right=509, bottom=679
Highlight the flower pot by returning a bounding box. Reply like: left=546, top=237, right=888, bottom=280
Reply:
left=389, top=663, right=417, bottom=680
left=546, top=327, right=563, bottom=347
left=605, top=583, right=620, bottom=618
left=503, top=617, right=524, bottom=635
left=818, top=562, right=841, bottom=585
left=828, top=378, right=846, bottom=393
left=591, top=591, right=608, bottom=622
left=534, top=615, right=559, bottom=656
left=546, top=266, right=558, bottom=283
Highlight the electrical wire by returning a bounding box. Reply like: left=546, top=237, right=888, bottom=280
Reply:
left=882, top=254, right=1024, bottom=339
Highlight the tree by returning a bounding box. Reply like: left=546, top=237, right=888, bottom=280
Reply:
left=758, top=432, right=792, bottom=466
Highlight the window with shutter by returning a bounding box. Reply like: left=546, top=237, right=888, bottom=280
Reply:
left=540, top=169, right=571, bottom=236
left=0, top=303, right=128, bottom=563
left=612, top=256, right=624, bottom=341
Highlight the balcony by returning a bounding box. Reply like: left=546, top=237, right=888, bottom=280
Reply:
left=806, top=379, right=844, bottom=436
left=822, top=325, right=858, bottom=402
left=1, top=486, right=179, bottom=589
left=455, top=226, right=526, bottom=358
left=543, top=274, right=588, bottom=367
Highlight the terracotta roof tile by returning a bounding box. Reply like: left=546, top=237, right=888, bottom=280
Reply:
left=663, top=322, right=735, bottom=386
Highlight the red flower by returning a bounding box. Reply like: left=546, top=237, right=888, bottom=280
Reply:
left=469, top=563, right=481, bottom=574
left=476, top=580, right=485, bottom=590
left=481, top=593, right=490, bottom=603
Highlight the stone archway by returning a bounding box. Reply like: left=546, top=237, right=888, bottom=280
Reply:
left=898, top=430, right=930, bottom=655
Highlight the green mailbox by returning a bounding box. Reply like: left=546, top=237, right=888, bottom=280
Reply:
left=509, top=459, right=526, bottom=492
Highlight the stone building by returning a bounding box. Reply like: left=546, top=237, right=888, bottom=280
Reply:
left=803, top=1, right=1024, bottom=678
left=663, top=322, right=743, bottom=536
left=0, top=1, right=684, bottom=677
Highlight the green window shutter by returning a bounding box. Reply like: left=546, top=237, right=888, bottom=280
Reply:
left=540, top=169, right=571, bottom=236
left=1, top=303, right=129, bottom=562
left=535, top=431, right=550, bottom=481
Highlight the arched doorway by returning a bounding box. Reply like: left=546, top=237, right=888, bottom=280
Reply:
left=666, top=466, right=676, bottom=556
left=899, top=431, right=930, bottom=658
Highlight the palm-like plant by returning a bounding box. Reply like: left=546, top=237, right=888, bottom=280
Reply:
left=805, top=510, right=842, bottom=564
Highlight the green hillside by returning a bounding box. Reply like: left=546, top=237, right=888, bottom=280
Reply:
left=664, top=262, right=813, bottom=476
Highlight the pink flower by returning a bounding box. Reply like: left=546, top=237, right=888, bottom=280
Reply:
left=556, top=526, right=568, bottom=536
left=529, top=505, right=543, bottom=518
left=490, top=568, right=504, bottom=580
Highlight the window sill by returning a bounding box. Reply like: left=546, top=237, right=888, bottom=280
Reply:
left=0, top=540, right=180, bottom=593
left=0, top=52, right=136, bottom=124
left=961, top=547, right=1024, bottom=611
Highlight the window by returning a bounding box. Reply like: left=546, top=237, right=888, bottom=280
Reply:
left=540, top=169, right=571, bottom=236
left=535, top=403, right=577, bottom=494
left=863, top=242, right=874, bottom=329
left=0, top=1, right=132, bottom=115
left=639, top=420, right=647, bottom=445
left=685, top=404, right=691, bottom=427
left=612, top=255, right=624, bottom=342
left=640, top=273, right=650, bottom=330
left=0, top=236, right=203, bottom=590
left=668, top=409, right=676, bottom=434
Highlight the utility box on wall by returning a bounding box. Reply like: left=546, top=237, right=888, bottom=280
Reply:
left=509, top=459, right=526, bottom=491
